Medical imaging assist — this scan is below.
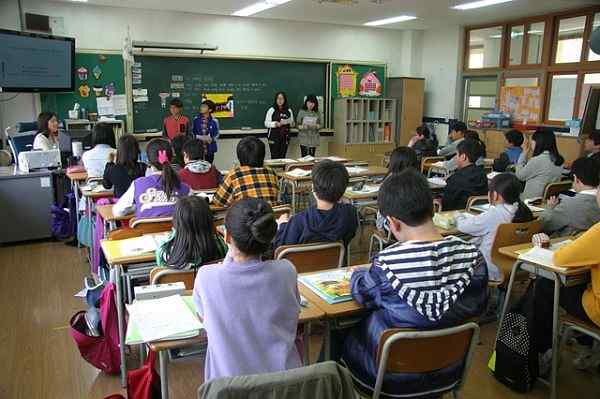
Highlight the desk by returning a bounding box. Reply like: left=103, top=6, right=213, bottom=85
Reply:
left=66, top=170, right=88, bottom=234
left=81, top=188, right=114, bottom=268
left=497, top=238, right=590, bottom=399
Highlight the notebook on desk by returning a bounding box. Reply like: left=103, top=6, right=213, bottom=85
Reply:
left=517, top=240, right=573, bottom=272
left=299, top=270, right=352, bottom=304
left=120, top=232, right=170, bottom=256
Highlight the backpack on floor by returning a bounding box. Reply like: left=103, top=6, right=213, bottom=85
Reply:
left=69, top=282, right=121, bottom=374
left=488, top=280, right=539, bottom=392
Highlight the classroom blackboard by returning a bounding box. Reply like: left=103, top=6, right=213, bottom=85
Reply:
left=131, top=55, right=328, bottom=131
left=40, top=52, right=125, bottom=122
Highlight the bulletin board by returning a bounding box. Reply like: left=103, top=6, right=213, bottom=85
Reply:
left=499, top=86, right=542, bottom=123
left=330, top=63, right=387, bottom=99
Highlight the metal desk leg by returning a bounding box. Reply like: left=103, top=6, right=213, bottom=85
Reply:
left=550, top=273, right=561, bottom=399
left=303, top=322, right=310, bottom=365
left=159, top=350, right=169, bottom=399
left=87, top=196, right=94, bottom=269
left=291, top=182, right=297, bottom=215
left=74, top=180, right=81, bottom=248
left=324, top=321, right=331, bottom=361
left=114, top=264, right=128, bottom=388
left=495, top=260, right=522, bottom=345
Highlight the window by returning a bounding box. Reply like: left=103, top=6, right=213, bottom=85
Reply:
left=555, top=16, right=586, bottom=63
left=468, top=26, right=503, bottom=69
left=589, top=13, right=600, bottom=61
left=527, top=22, right=545, bottom=64
left=579, top=73, right=600, bottom=117
left=505, top=77, right=539, bottom=87
left=463, top=77, right=497, bottom=121
left=509, top=25, right=524, bottom=65
left=547, top=74, right=578, bottom=121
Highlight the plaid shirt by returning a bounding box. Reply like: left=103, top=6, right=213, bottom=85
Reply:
left=213, top=166, right=280, bottom=207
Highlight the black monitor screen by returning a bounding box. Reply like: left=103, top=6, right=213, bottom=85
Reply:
left=0, top=29, right=75, bottom=92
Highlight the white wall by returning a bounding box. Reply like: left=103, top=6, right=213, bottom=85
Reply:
left=420, top=25, right=463, bottom=119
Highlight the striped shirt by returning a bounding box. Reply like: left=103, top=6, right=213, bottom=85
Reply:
left=213, top=166, right=280, bottom=207
left=375, top=236, right=482, bottom=321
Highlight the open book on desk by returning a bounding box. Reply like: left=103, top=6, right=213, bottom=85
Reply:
left=517, top=240, right=573, bottom=272
left=120, top=232, right=170, bottom=257
left=299, top=269, right=352, bottom=304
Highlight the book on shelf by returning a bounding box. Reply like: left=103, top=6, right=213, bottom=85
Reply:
left=299, top=269, right=353, bottom=304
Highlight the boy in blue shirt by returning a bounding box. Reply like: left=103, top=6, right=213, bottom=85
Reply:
left=493, top=129, right=523, bottom=172
left=193, top=99, right=219, bottom=164
left=274, top=160, right=358, bottom=249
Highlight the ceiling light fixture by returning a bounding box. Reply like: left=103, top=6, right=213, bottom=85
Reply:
left=233, top=0, right=292, bottom=17
left=364, top=15, right=417, bottom=27
left=452, top=0, right=513, bottom=11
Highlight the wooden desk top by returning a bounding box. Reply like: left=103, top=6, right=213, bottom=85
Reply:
left=283, top=165, right=387, bottom=182
left=96, top=204, right=132, bottom=222
left=81, top=189, right=114, bottom=199
left=66, top=171, right=88, bottom=181
left=498, top=237, right=591, bottom=276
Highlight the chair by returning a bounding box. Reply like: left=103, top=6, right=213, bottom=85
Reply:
left=150, top=266, right=196, bottom=290
left=272, top=205, right=292, bottom=219
left=7, top=130, right=37, bottom=167
left=368, top=229, right=393, bottom=261
left=107, top=217, right=173, bottom=240
left=420, top=156, right=445, bottom=174
left=274, top=241, right=345, bottom=274
left=543, top=180, right=573, bottom=201
left=350, top=322, right=479, bottom=399
left=490, top=219, right=543, bottom=283
left=466, top=195, right=489, bottom=213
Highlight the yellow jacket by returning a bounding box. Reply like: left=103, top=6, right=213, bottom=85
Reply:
left=554, top=222, right=600, bottom=327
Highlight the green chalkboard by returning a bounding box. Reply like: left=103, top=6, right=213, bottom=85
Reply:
left=131, top=56, right=328, bottom=131
left=40, top=52, right=125, bottom=123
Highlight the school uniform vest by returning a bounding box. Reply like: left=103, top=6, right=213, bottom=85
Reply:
left=268, top=108, right=292, bottom=140
left=132, top=174, right=190, bottom=219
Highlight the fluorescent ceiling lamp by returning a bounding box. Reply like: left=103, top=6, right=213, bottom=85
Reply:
left=364, top=15, right=417, bottom=27
left=452, top=0, right=513, bottom=10
left=233, top=0, right=292, bottom=17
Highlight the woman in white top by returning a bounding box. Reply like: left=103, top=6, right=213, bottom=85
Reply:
left=33, top=112, right=60, bottom=151
left=516, top=129, right=565, bottom=200
left=456, top=173, right=534, bottom=282
left=81, top=123, right=116, bottom=177
left=264, top=92, right=294, bottom=159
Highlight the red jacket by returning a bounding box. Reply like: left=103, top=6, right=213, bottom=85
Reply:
left=178, top=160, right=220, bottom=190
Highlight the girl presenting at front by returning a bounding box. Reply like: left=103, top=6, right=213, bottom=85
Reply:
left=456, top=173, right=534, bottom=282
left=296, top=94, right=321, bottom=157
left=265, top=91, right=294, bottom=159
left=192, top=99, right=219, bottom=164
left=193, top=198, right=302, bottom=381
left=113, top=138, right=190, bottom=218
left=156, top=196, right=227, bottom=269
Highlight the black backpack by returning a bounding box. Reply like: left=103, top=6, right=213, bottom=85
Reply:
left=489, top=281, right=539, bottom=392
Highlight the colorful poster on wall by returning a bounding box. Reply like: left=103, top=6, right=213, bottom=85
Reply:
left=331, top=63, right=386, bottom=99
left=202, top=93, right=235, bottom=118
left=499, top=86, right=541, bottom=123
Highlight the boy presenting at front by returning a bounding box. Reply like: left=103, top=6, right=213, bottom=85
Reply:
left=193, top=100, right=219, bottom=164
left=274, top=160, right=358, bottom=248
left=341, top=169, right=488, bottom=396
left=163, top=98, right=190, bottom=140
left=440, top=138, right=488, bottom=211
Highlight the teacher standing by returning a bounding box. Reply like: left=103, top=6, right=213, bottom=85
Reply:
left=265, top=91, right=294, bottom=159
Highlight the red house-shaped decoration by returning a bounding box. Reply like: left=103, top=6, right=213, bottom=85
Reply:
left=359, top=70, right=382, bottom=97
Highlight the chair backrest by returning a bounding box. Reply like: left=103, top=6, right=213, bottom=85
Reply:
left=285, top=162, right=313, bottom=172
left=150, top=267, right=196, bottom=290
left=274, top=241, right=345, bottom=273
left=373, top=322, right=480, bottom=399
left=466, top=195, right=489, bottom=212
left=7, top=130, right=37, bottom=166
left=490, top=219, right=543, bottom=279
left=421, top=156, right=445, bottom=174
left=108, top=217, right=173, bottom=240
left=272, top=205, right=292, bottom=220
left=543, top=180, right=573, bottom=201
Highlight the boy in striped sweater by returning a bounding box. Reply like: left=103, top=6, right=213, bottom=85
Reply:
left=341, top=169, right=488, bottom=396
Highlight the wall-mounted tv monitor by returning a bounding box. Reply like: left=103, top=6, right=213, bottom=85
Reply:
left=0, top=29, right=75, bottom=92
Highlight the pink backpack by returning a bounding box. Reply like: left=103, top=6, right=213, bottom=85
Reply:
left=70, top=282, right=121, bottom=374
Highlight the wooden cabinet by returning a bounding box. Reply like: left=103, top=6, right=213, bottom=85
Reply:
left=388, top=77, right=425, bottom=146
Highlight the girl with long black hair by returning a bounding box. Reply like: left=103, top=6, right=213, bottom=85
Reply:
left=264, top=91, right=294, bottom=159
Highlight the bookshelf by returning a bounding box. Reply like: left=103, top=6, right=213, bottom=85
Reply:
left=329, top=98, right=397, bottom=164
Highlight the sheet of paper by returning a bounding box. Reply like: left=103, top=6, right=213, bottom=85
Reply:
left=303, top=116, right=318, bottom=126
left=126, top=295, right=203, bottom=343
left=427, top=177, right=447, bottom=187
left=287, top=168, right=312, bottom=177
left=326, top=156, right=346, bottom=162
left=487, top=172, right=501, bottom=180
left=354, top=184, right=379, bottom=194
left=346, top=166, right=368, bottom=175
left=133, top=96, right=149, bottom=103
left=96, top=97, right=115, bottom=116
left=111, top=94, right=128, bottom=116
left=297, top=155, right=315, bottom=162
left=132, top=88, right=147, bottom=96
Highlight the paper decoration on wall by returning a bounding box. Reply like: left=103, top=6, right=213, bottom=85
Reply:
left=77, top=67, right=88, bottom=81
left=336, top=65, right=358, bottom=97
left=132, top=77, right=142, bottom=85
left=132, top=88, right=148, bottom=96
left=92, top=65, right=102, bottom=80
left=170, top=82, right=185, bottom=90
left=499, top=86, right=542, bottom=123
left=104, top=82, right=115, bottom=98
left=171, top=92, right=180, bottom=98
left=133, top=96, right=149, bottom=103
left=79, top=84, right=90, bottom=97
left=158, top=92, right=170, bottom=108
left=98, top=54, right=108, bottom=63
left=92, top=85, right=104, bottom=97
left=359, top=70, right=383, bottom=97
left=171, top=75, right=184, bottom=82
left=202, top=93, right=234, bottom=118
left=133, top=62, right=142, bottom=68
left=132, top=68, right=142, bottom=74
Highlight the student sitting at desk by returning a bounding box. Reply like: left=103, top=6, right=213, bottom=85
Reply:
left=156, top=196, right=226, bottom=269
left=33, top=111, right=60, bottom=151
left=440, top=139, right=488, bottom=211
left=456, top=173, right=534, bottom=282
left=170, top=134, right=188, bottom=170
left=274, top=159, right=358, bottom=248
left=82, top=123, right=116, bottom=178
left=492, top=129, right=523, bottom=172
left=539, top=157, right=600, bottom=237
left=213, top=137, right=279, bottom=207
left=407, top=125, right=437, bottom=164
left=102, top=134, right=146, bottom=198
left=533, top=187, right=600, bottom=372
left=584, top=130, right=600, bottom=163
left=193, top=198, right=302, bottom=381
left=178, top=138, right=221, bottom=190
left=437, top=121, right=466, bottom=159
left=442, top=130, right=486, bottom=173
left=515, top=128, right=564, bottom=200
left=113, top=138, right=190, bottom=218
left=342, top=169, right=488, bottom=396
